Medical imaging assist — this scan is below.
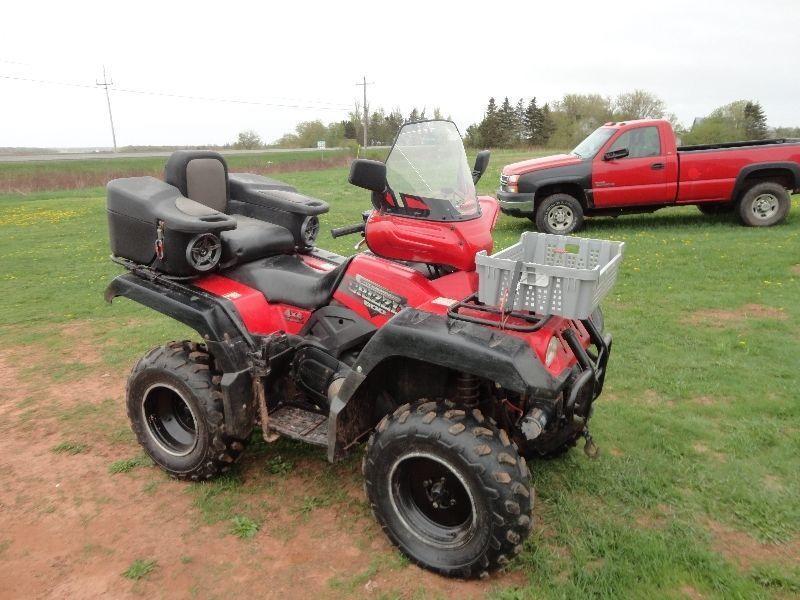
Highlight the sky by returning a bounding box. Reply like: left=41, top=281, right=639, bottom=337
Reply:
left=1, top=0, right=798, bottom=148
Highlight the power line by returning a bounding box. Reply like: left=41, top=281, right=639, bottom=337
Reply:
left=356, top=76, right=374, bottom=147
left=0, top=73, right=352, bottom=111
left=96, top=66, right=117, bottom=152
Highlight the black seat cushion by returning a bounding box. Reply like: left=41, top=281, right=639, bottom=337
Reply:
left=221, top=215, right=295, bottom=264
left=224, top=254, right=349, bottom=310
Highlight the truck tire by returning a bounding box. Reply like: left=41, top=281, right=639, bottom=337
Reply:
left=535, top=194, right=584, bottom=234
left=126, top=341, right=250, bottom=481
left=363, top=400, right=533, bottom=579
left=737, top=182, right=791, bottom=227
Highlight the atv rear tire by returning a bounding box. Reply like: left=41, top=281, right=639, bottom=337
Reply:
left=126, top=341, right=249, bottom=481
left=737, top=181, right=791, bottom=227
left=363, top=400, right=533, bottom=578
left=535, top=193, right=584, bottom=235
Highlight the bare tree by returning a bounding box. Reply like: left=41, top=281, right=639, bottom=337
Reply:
left=614, top=90, right=666, bottom=120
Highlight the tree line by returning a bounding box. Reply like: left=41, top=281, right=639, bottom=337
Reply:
left=233, top=89, right=797, bottom=150
left=234, top=106, right=449, bottom=150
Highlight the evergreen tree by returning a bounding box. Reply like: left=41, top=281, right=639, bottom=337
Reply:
left=497, top=97, right=517, bottom=146
left=539, top=103, right=555, bottom=145
left=478, top=97, right=503, bottom=147
left=744, top=101, right=768, bottom=139
left=515, top=98, right=526, bottom=145
left=524, top=97, right=543, bottom=145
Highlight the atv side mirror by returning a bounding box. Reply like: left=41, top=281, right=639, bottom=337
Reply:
left=349, top=159, right=386, bottom=192
left=603, top=148, right=629, bottom=161
left=472, top=150, right=491, bottom=184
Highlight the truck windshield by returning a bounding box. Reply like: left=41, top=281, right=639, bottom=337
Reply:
left=384, top=120, right=479, bottom=221
left=572, top=127, right=616, bottom=159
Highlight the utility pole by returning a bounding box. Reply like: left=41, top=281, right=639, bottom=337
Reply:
left=96, top=66, right=117, bottom=152
left=356, top=76, right=373, bottom=148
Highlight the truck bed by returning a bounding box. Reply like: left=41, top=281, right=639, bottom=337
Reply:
left=678, top=138, right=800, bottom=153
left=676, top=139, right=800, bottom=203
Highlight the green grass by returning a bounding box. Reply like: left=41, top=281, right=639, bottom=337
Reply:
left=51, top=441, right=88, bottom=455
left=229, top=515, right=260, bottom=539
left=122, top=558, right=157, bottom=580
left=108, top=455, right=152, bottom=474
left=1, top=149, right=799, bottom=597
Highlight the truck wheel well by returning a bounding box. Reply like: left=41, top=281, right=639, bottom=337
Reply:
left=739, top=168, right=795, bottom=198
left=534, top=183, right=586, bottom=207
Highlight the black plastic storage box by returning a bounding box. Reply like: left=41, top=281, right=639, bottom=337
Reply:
left=227, top=173, right=329, bottom=249
left=107, top=176, right=236, bottom=276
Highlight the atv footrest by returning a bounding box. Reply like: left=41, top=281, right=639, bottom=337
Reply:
left=268, top=406, right=328, bottom=447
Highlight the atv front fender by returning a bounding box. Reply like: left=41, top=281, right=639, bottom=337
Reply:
left=327, top=308, right=569, bottom=461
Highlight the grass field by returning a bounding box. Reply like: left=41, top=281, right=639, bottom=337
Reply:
left=0, top=147, right=389, bottom=194
left=0, top=149, right=798, bottom=598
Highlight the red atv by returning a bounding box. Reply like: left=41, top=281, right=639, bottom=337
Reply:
left=105, top=120, right=612, bottom=578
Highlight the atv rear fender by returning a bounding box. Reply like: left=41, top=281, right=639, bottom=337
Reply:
left=105, top=272, right=256, bottom=438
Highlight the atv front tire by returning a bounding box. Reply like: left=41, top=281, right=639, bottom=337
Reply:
left=126, top=341, right=249, bottom=480
left=363, top=400, right=533, bottom=578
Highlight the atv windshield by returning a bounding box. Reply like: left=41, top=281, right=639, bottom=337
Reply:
left=384, top=120, right=479, bottom=221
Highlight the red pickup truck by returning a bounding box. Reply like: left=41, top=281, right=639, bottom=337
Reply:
left=498, top=119, right=800, bottom=234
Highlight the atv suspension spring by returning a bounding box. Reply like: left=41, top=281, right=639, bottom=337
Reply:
left=455, top=372, right=480, bottom=407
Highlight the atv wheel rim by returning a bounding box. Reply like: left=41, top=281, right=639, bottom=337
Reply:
left=752, top=193, right=779, bottom=220
left=142, top=383, right=198, bottom=456
left=388, top=452, right=477, bottom=548
left=547, top=204, right=574, bottom=231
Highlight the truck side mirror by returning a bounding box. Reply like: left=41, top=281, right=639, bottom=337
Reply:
left=349, top=159, right=387, bottom=192
left=472, top=150, right=491, bottom=184
left=603, top=148, right=629, bottom=161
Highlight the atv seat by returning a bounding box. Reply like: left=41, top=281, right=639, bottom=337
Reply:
left=225, top=254, right=350, bottom=310
left=164, top=151, right=295, bottom=264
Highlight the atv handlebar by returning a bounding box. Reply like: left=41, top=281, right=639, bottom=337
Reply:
left=330, top=222, right=366, bottom=238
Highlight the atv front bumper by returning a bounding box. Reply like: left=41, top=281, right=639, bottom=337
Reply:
left=497, top=190, right=535, bottom=217
left=561, top=318, right=612, bottom=419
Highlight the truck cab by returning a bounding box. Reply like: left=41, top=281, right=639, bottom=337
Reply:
left=499, top=119, right=800, bottom=234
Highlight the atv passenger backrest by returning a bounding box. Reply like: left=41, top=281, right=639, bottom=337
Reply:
left=164, top=150, right=230, bottom=213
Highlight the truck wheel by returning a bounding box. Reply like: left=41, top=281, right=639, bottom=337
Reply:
left=126, top=341, right=250, bottom=481
left=535, top=194, right=584, bottom=234
left=363, top=400, right=533, bottom=579
left=737, top=182, right=791, bottom=227
left=697, top=202, right=733, bottom=215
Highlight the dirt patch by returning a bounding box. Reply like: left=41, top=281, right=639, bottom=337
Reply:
left=692, top=442, right=726, bottom=462
left=637, top=389, right=674, bottom=408
left=634, top=504, right=671, bottom=530
left=692, top=395, right=725, bottom=407
left=0, top=342, right=525, bottom=599
left=680, top=585, right=706, bottom=599
left=683, top=303, right=788, bottom=328
left=706, top=520, right=800, bottom=571
left=791, top=264, right=800, bottom=276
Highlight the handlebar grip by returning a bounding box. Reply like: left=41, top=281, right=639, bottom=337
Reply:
left=330, top=222, right=366, bottom=238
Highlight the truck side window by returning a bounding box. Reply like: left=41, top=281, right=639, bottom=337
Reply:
left=608, top=126, right=661, bottom=159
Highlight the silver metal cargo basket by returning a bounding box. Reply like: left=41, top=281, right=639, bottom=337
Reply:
left=475, top=232, right=625, bottom=319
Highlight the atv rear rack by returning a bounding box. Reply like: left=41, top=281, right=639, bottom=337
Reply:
left=447, top=294, right=551, bottom=332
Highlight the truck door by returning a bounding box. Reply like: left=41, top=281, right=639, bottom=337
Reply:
left=591, top=125, right=670, bottom=207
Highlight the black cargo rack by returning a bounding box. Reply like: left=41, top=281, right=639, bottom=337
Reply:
left=447, top=294, right=551, bottom=332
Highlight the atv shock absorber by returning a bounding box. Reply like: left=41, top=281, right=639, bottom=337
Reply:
left=455, top=372, right=480, bottom=407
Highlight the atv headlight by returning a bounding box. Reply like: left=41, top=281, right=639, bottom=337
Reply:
left=545, top=336, right=559, bottom=367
